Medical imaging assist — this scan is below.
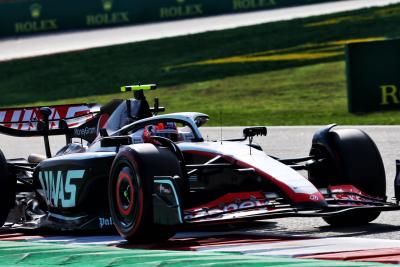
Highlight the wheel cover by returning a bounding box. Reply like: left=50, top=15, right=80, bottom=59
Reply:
left=114, top=166, right=140, bottom=228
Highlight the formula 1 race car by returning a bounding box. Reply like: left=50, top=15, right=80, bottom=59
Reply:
left=0, top=84, right=399, bottom=243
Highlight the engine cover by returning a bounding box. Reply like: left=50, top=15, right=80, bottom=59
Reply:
left=33, top=152, right=116, bottom=217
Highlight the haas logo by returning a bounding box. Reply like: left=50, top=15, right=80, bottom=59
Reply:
left=0, top=105, right=92, bottom=131
left=39, top=170, right=85, bottom=208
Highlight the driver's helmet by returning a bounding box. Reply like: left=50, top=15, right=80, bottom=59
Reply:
left=143, top=122, right=179, bottom=142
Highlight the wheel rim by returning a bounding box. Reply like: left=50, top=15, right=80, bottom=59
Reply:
left=116, top=170, right=134, bottom=216
left=114, top=166, right=140, bottom=228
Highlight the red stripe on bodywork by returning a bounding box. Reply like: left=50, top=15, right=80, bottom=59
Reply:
left=185, top=191, right=265, bottom=213
left=328, top=185, right=384, bottom=202
left=184, top=150, right=325, bottom=206
left=0, top=104, right=97, bottom=130
left=98, top=114, right=110, bottom=129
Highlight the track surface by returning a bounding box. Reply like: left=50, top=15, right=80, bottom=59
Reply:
left=1, top=126, right=400, bottom=240
left=0, top=0, right=399, bottom=62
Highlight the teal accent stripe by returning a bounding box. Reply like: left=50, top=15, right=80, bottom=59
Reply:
left=0, top=240, right=388, bottom=267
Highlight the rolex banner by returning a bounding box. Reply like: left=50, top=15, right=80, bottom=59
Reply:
left=346, top=39, right=400, bottom=113
left=0, top=0, right=342, bottom=37
left=0, top=0, right=139, bottom=36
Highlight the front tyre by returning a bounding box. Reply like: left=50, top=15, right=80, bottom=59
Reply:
left=111, top=161, right=143, bottom=239
left=309, top=128, right=386, bottom=226
left=109, top=144, right=182, bottom=243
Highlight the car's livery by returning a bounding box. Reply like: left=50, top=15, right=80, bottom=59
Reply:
left=1, top=84, right=400, bottom=243
left=0, top=104, right=99, bottom=131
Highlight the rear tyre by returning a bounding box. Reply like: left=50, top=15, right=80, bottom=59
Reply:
left=109, top=144, right=183, bottom=243
left=309, top=128, right=386, bottom=226
left=0, top=149, right=14, bottom=227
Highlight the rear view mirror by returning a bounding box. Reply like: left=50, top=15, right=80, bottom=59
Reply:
left=243, top=127, right=267, bottom=138
left=194, top=115, right=209, bottom=127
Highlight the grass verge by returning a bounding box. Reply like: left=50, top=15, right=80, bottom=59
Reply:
left=2, top=3, right=400, bottom=125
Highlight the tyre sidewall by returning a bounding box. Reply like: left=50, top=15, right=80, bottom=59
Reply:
left=109, top=144, right=182, bottom=242
left=109, top=151, right=147, bottom=240
left=329, top=129, right=386, bottom=198
left=309, top=128, right=386, bottom=226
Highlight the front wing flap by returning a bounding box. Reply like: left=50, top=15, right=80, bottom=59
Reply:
left=151, top=178, right=400, bottom=226
left=181, top=185, right=400, bottom=226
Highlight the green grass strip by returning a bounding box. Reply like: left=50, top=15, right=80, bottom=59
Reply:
left=0, top=240, right=389, bottom=267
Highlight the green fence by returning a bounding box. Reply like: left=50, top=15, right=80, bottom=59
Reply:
left=346, top=39, right=400, bottom=113
left=0, top=0, right=342, bottom=37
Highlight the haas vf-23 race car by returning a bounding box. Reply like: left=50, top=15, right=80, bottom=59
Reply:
left=0, top=84, right=399, bottom=243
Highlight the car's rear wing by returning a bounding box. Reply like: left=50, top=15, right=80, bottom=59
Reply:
left=0, top=103, right=100, bottom=137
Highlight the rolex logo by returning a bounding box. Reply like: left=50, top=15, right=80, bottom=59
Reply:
left=86, top=0, right=129, bottom=27
left=160, top=0, right=203, bottom=19
left=29, top=3, right=42, bottom=19
left=15, top=2, right=58, bottom=33
left=102, top=0, right=113, bottom=12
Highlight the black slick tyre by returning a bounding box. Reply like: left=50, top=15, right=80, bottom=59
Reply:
left=0, top=149, right=14, bottom=227
left=309, top=128, right=386, bottom=226
left=109, top=143, right=183, bottom=243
